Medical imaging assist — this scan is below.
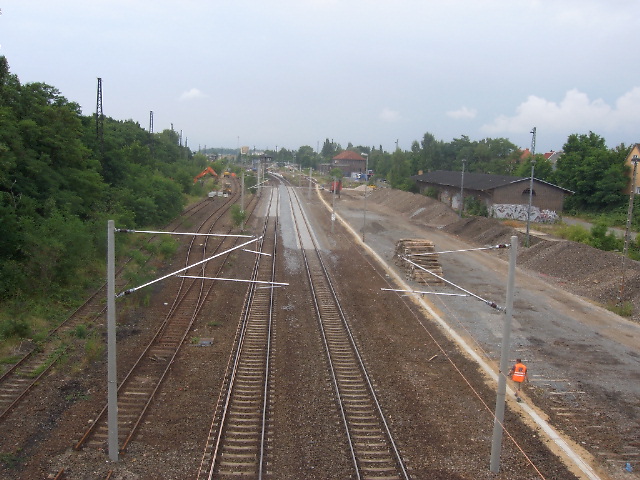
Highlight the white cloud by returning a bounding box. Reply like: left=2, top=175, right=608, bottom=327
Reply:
left=481, top=87, right=640, bottom=136
left=446, top=106, right=477, bottom=120
left=379, top=108, right=400, bottom=122
left=179, top=88, right=207, bottom=101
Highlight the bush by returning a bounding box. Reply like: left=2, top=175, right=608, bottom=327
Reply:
left=422, top=187, right=438, bottom=199
left=84, top=335, right=104, bottom=362
left=71, top=324, right=88, bottom=339
left=465, top=196, right=488, bottom=217
left=589, top=223, right=621, bottom=251
left=158, top=236, right=178, bottom=258
left=230, top=204, right=247, bottom=230
left=0, top=318, right=31, bottom=339
left=556, top=224, right=591, bottom=243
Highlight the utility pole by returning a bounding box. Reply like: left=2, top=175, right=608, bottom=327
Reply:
left=308, top=167, right=312, bottom=199
left=619, top=155, right=639, bottom=304
left=459, top=159, right=466, bottom=218
left=362, top=153, right=369, bottom=242
left=331, top=175, right=337, bottom=234
left=96, top=78, right=104, bottom=158
left=241, top=170, right=245, bottom=231
left=525, top=127, right=537, bottom=247
left=490, top=235, right=518, bottom=473
left=148, top=111, right=154, bottom=156
left=106, top=220, right=119, bottom=462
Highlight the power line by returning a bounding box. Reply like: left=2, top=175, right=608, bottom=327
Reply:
left=96, top=78, right=104, bottom=157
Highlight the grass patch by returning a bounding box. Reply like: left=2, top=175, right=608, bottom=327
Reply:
left=84, top=334, right=104, bottom=363
left=70, top=324, right=89, bottom=339
left=64, top=391, right=90, bottom=402
left=25, top=345, right=67, bottom=378
left=501, top=219, right=523, bottom=229
left=0, top=451, right=24, bottom=468
left=0, top=354, right=22, bottom=365
left=606, top=301, right=634, bottom=317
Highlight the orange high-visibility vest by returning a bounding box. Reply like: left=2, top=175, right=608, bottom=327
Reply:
left=512, top=363, right=527, bottom=383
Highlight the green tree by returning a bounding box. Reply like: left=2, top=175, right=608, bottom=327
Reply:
left=553, top=132, right=627, bottom=211
left=515, top=154, right=554, bottom=182
left=387, top=149, right=415, bottom=191
left=296, top=145, right=318, bottom=169
left=321, top=138, right=340, bottom=159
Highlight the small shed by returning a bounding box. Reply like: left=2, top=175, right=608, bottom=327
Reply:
left=411, top=170, right=572, bottom=223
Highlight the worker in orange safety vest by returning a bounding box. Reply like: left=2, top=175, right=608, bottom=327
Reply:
left=508, top=358, right=528, bottom=402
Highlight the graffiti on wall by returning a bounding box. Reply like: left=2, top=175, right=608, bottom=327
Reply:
left=491, top=203, right=558, bottom=223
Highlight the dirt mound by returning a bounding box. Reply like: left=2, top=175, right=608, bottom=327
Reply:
left=367, top=188, right=459, bottom=226
left=443, top=216, right=519, bottom=246
left=374, top=188, right=640, bottom=322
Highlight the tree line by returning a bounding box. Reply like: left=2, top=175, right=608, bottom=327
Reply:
left=1, top=52, right=635, bottom=321
left=0, top=56, right=214, bottom=304
left=269, top=132, right=633, bottom=217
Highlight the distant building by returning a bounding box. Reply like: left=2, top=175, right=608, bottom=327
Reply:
left=623, top=143, right=640, bottom=195
left=319, top=151, right=367, bottom=176
left=520, top=148, right=532, bottom=160
left=411, top=170, right=573, bottom=223
left=544, top=150, right=563, bottom=170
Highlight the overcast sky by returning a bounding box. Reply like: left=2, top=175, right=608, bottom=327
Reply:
left=2, top=0, right=639, bottom=154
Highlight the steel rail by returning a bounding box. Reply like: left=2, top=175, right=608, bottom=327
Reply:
left=198, top=186, right=277, bottom=480
left=286, top=183, right=410, bottom=480
left=74, top=176, right=253, bottom=453
left=0, top=197, right=219, bottom=424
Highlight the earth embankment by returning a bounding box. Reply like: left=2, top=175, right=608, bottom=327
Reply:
left=361, top=187, right=640, bottom=323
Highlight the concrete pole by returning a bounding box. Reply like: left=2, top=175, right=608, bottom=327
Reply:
left=258, top=159, right=262, bottom=197
left=331, top=176, right=336, bottom=234
left=362, top=153, right=369, bottom=242
left=459, top=159, right=466, bottom=218
left=525, top=161, right=536, bottom=247
left=241, top=170, right=245, bottom=232
left=619, top=156, right=639, bottom=304
left=308, top=167, right=312, bottom=199
left=107, top=220, right=119, bottom=462
left=490, top=235, right=518, bottom=473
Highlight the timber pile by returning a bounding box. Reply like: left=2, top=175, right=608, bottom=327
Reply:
left=394, top=239, right=445, bottom=286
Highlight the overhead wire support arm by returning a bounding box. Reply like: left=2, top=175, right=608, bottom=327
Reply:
left=410, top=244, right=510, bottom=256
left=116, top=236, right=262, bottom=298
left=381, top=288, right=468, bottom=297
left=115, top=228, right=254, bottom=238
left=401, top=256, right=505, bottom=311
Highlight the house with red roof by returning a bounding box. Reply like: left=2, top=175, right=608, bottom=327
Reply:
left=319, top=151, right=367, bottom=177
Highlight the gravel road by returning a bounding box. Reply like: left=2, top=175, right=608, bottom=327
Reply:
left=328, top=186, right=640, bottom=480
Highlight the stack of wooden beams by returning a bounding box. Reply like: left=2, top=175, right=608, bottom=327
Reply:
left=393, top=239, right=445, bottom=286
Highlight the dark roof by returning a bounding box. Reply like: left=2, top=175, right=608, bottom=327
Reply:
left=332, top=150, right=365, bottom=161
left=411, top=170, right=573, bottom=193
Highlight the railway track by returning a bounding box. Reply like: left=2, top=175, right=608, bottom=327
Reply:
left=286, top=183, right=410, bottom=480
left=73, top=177, right=260, bottom=454
left=197, top=186, right=279, bottom=480
left=0, top=198, right=219, bottom=424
